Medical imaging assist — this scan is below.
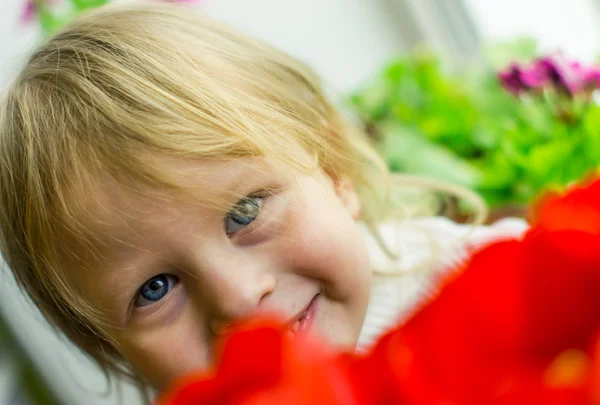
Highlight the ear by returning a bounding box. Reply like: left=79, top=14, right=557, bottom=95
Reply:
left=333, top=175, right=361, bottom=219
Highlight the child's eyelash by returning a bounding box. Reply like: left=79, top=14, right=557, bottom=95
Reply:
left=245, top=188, right=275, bottom=200
left=228, top=187, right=278, bottom=211
left=224, top=186, right=284, bottom=238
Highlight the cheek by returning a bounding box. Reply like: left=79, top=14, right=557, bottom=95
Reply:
left=280, top=185, right=372, bottom=303
left=112, top=305, right=210, bottom=390
left=273, top=184, right=372, bottom=348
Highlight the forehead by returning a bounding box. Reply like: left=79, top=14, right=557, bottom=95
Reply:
left=81, top=156, right=283, bottom=222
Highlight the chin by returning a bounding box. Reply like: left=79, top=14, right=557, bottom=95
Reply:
left=314, top=321, right=360, bottom=351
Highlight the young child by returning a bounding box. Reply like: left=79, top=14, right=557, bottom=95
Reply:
left=0, top=2, right=527, bottom=398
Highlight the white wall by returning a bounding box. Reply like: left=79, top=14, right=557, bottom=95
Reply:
left=0, top=0, right=407, bottom=91
left=202, top=0, right=407, bottom=92
left=465, top=0, right=600, bottom=62
left=0, top=1, right=41, bottom=89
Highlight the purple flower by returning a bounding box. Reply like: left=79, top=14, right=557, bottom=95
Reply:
left=582, top=67, right=600, bottom=91
left=499, top=54, right=600, bottom=98
left=532, top=55, right=582, bottom=95
left=498, top=64, right=525, bottom=96
left=519, top=63, right=547, bottom=88
left=498, top=62, right=547, bottom=95
left=21, top=0, right=36, bottom=23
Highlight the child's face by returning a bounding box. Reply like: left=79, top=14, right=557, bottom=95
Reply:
left=70, top=155, right=372, bottom=389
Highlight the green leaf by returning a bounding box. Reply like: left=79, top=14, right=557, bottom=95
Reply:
left=484, top=37, right=539, bottom=69
left=378, top=123, right=482, bottom=188
left=71, top=0, right=109, bottom=12
left=37, top=8, right=65, bottom=35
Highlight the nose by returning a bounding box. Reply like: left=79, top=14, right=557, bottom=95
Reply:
left=198, top=253, right=277, bottom=332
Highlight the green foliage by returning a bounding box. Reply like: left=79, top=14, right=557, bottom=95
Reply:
left=351, top=40, right=600, bottom=207
left=33, top=0, right=110, bottom=35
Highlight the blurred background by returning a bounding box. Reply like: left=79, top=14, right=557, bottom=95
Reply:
left=1, top=0, right=600, bottom=403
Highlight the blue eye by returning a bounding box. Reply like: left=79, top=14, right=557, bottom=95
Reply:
left=225, top=195, right=264, bottom=236
left=135, top=274, right=178, bottom=307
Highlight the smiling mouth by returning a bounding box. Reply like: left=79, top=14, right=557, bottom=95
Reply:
left=288, top=294, right=320, bottom=336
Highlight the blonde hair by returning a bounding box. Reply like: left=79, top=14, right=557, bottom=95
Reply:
left=0, top=2, right=485, bottom=381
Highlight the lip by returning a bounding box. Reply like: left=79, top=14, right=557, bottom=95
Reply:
left=287, top=293, right=320, bottom=336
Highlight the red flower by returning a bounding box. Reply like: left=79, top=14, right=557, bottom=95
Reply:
left=157, top=319, right=362, bottom=405
left=159, top=176, right=600, bottom=405
left=367, top=175, right=600, bottom=404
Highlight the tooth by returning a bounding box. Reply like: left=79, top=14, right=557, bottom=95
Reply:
left=291, top=320, right=300, bottom=332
